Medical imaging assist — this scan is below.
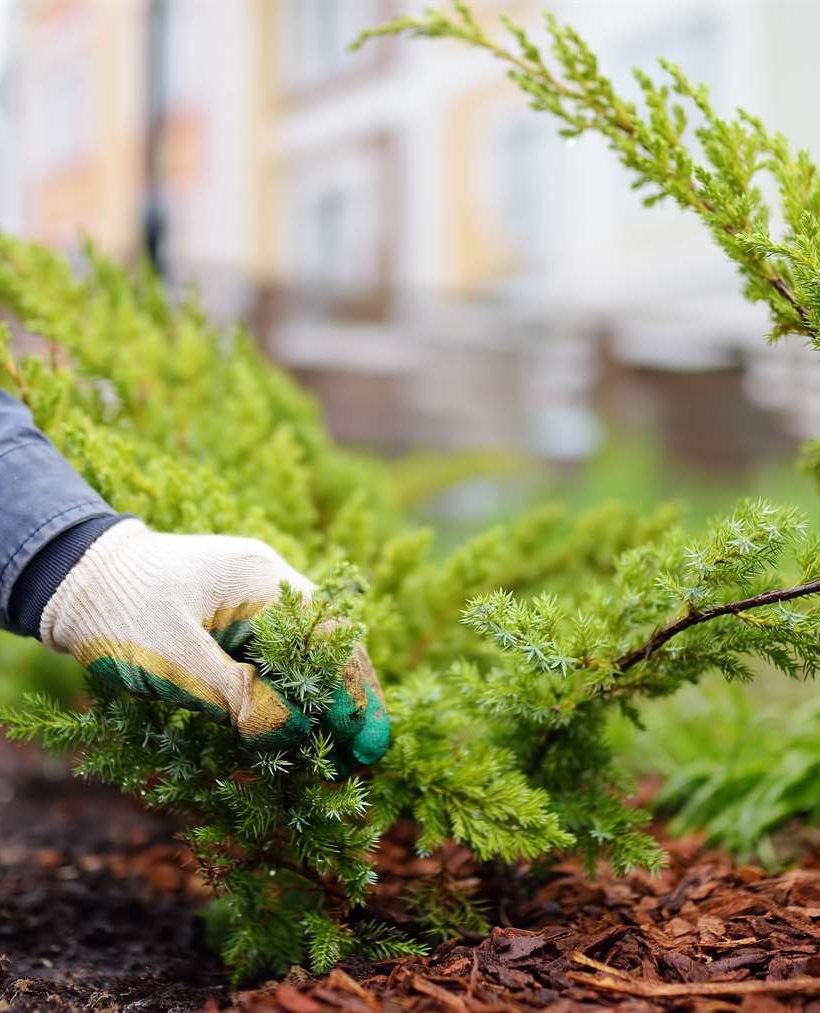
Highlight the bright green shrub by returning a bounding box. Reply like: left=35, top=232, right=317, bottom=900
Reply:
left=0, top=240, right=638, bottom=976
left=4, top=0, right=820, bottom=980
left=354, top=0, right=820, bottom=852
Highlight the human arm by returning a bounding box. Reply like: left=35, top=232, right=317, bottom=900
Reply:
left=0, top=391, right=121, bottom=636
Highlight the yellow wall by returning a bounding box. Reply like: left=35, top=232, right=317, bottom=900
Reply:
left=446, top=78, right=521, bottom=295
left=444, top=0, right=537, bottom=294
left=248, top=0, right=281, bottom=283
left=23, top=1, right=144, bottom=258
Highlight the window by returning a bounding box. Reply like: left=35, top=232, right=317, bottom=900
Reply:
left=165, top=0, right=199, bottom=108
left=620, top=16, right=720, bottom=105
left=31, top=59, right=94, bottom=173
left=287, top=142, right=385, bottom=296
left=495, top=116, right=549, bottom=254
left=613, top=14, right=722, bottom=233
left=285, top=0, right=381, bottom=90
left=483, top=109, right=554, bottom=279
left=297, top=184, right=380, bottom=293
left=313, top=190, right=346, bottom=272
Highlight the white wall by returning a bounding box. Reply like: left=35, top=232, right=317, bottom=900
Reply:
left=0, top=0, right=16, bottom=232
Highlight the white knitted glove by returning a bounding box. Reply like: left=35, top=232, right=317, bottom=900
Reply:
left=40, top=519, right=389, bottom=758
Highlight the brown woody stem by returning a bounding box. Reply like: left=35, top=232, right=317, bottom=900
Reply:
left=527, top=577, right=820, bottom=776
left=615, top=577, right=820, bottom=674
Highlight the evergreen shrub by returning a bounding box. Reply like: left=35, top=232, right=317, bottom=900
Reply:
left=3, top=1, right=820, bottom=977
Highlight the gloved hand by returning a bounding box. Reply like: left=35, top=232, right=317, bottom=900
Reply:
left=40, top=519, right=390, bottom=763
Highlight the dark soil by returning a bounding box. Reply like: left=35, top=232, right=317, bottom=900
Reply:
left=0, top=738, right=228, bottom=1011
left=2, top=737, right=820, bottom=1012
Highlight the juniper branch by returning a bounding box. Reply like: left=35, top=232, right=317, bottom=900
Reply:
left=525, top=575, right=820, bottom=774
left=355, top=5, right=815, bottom=337
left=616, top=576, right=820, bottom=674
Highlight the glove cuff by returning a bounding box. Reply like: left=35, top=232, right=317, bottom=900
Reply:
left=9, top=515, right=129, bottom=639
left=40, top=517, right=149, bottom=649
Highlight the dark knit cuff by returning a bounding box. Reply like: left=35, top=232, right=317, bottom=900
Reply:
left=8, top=515, right=127, bottom=639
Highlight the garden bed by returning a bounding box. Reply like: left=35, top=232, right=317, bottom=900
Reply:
left=1, top=737, right=819, bottom=1012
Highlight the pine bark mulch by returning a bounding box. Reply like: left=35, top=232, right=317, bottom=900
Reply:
left=232, top=832, right=820, bottom=1011
left=1, top=737, right=820, bottom=1011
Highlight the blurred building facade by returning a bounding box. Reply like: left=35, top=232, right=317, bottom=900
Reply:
left=1, top=0, right=257, bottom=308
left=3, top=0, right=820, bottom=468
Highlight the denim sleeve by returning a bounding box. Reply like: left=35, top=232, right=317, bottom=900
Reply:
left=0, top=391, right=121, bottom=635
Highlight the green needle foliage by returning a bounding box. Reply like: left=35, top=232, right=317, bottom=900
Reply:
left=249, top=573, right=366, bottom=718
left=4, top=0, right=820, bottom=980
left=0, top=239, right=596, bottom=976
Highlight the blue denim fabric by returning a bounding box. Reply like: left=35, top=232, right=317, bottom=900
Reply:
left=0, top=391, right=119, bottom=634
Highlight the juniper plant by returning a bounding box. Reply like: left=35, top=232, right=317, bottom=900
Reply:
left=0, top=242, right=579, bottom=976
left=3, top=1, right=820, bottom=980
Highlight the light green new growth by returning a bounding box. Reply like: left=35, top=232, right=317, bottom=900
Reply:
left=249, top=573, right=365, bottom=717
left=354, top=1, right=820, bottom=346
left=3, top=0, right=820, bottom=981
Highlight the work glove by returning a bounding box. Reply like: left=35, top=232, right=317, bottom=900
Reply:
left=40, top=519, right=390, bottom=763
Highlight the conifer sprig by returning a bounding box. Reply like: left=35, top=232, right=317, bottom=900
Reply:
left=248, top=574, right=364, bottom=716
left=354, top=2, right=820, bottom=342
